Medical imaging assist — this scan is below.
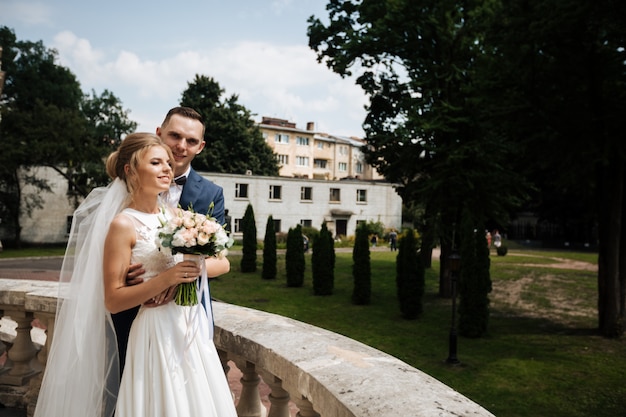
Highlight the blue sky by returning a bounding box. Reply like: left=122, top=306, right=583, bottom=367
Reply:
left=1, top=0, right=368, bottom=136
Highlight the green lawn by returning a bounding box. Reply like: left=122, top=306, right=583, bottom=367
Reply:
left=209, top=247, right=625, bottom=417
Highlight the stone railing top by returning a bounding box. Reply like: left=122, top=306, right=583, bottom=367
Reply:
left=213, top=302, right=495, bottom=417
left=0, top=279, right=58, bottom=314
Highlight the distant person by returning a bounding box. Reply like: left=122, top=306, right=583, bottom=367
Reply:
left=224, top=209, right=232, bottom=233
left=371, top=234, right=378, bottom=247
left=389, top=229, right=398, bottom=251
left=486, top=230, right=492, bottom=247
left=303, top=234, right=310, bottom=252
left=493, top=229, right=502, bottom=248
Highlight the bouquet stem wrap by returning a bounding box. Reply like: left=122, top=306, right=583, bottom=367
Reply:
left=176, top=254, right=206, bottom=306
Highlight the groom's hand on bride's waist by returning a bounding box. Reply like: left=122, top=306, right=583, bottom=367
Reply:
left=144, top=285, right=177, bottom=308
left=126, top=262, right=145, bottom=286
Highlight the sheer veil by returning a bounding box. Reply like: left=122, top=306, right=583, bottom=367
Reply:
left=34, top=179, right=129, bottom=417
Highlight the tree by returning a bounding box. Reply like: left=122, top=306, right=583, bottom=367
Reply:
left=240, top=204, right=257, bottom=272
left=458, top=213, right=492, bottom=337
left=71, top=89, right=137, bottom=199
left=180, top=75, right=279, bottom=176
left=312, top=222, right=334, bottom=295
left=0, top=27, right=136, bottom=245
left=262, top=215, right=277, bottom=280
left=396, top=228, right=424, bottom=319
left=481, top=0, right=626, bottom=337
left=352, top=223, right=371, bottom=305
left=285, top=224, right=305, bottom=287
left=308, top=1, right=526, bottom=298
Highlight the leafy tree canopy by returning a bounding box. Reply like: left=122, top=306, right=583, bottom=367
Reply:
left=0, top=26, right=137, bottom=244
left=180, top=75, right=279, bottom=176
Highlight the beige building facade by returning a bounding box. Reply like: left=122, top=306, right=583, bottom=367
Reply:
left=258, top=117, right=383, bottom=181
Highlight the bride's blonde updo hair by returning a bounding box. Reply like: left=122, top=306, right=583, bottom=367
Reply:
left=105, top=132, right=174, bottom=197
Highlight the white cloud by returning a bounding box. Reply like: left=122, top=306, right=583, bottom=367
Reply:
left=45, top=30, right=367, bottom=137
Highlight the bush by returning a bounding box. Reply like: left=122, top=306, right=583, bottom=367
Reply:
left=262, top=216, right=277, bottom=280
left=352, top=223, right=371, bottom=305
left=286, top=224, right=305, bottom=287
left=240, top=204, right=257, bottom=272
left=458, top=216, right=492, bottom=338
left=396, top=228, right=425, bottom=319
left=312, top=222, right=334, bottom=295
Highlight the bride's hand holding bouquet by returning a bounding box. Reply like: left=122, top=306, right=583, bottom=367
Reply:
left=157, top=206, right=233, bottom=306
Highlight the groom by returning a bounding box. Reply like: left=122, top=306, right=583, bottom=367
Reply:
left=111, top=106, right=225, bottom=374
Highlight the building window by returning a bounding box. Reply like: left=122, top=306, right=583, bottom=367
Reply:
left=273, top=219, right=282, bottom=233
left=277, top=154, right=289, bottom=165
left=338, top=162, right=347, bottom=172
left=236, top=183, right=249, bottom=198
left=314, top=159, right=327, bottom=169
left=296, top=136, right=310, bottom=146
left=275, top=133, right=289, bottom=144
left=357, top=189, right=367, bottom=202
left=316, top=140, right=324, bottom=149
left=296, top=156, right=309, bottom=166
left=234, top=218, right=242, bottom=233
left=300, top=219, right=312, bottom=227
left=269, top=185, right=282, bottom=200
left=339, top=146, right=348, bottom=155
left=301, top=186, right=312, bottom=201
left=330, top=188, right=341, bottom=202
left=355, top=162, right=363, bottom=174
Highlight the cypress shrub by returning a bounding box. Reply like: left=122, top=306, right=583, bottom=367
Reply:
left=240, top=204, right=257, bottom=272
left=396, top=228, right=425, bottom=319
left=286, top=224, right=305, bottom=287
left=262, top=215, right=277, bottom=280
left=458, top=216, right=492, bottom=337
left=312, top=222, right=334, bottom=295
left=352, top=223, right=371, bottom=305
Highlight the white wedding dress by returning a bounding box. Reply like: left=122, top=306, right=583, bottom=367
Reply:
left=115, top=209, right=237, bottom=417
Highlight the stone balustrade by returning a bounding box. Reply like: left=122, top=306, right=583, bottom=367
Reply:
left=0, top=278, right=495, bottom=417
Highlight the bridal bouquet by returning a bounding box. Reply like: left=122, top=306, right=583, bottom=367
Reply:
left=157, top=207, right=233, bottom=305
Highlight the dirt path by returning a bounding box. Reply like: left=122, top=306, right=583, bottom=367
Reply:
left=490, top=251, right=598, bottom=325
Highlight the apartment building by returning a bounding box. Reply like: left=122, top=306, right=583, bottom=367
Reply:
left=258, top=117, right=383, bottom=181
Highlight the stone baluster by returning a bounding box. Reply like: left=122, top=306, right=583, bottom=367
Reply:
left=0, top=311, right=38, bottom=385
left=0, top=319, right=7, bottom=373
left=33, top=313, right=54, bottom=368
left=260, top=371, right=291, bottom=417
left=232, top=358, right=266, bottom=417
left=294, top=397, right=320, bottom=417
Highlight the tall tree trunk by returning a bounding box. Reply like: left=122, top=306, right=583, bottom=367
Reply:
left=420, top=202, right=436, bottom=269
left=597, top=160, right=624, bottom=337
left=438, top=208, right=459, bottom=298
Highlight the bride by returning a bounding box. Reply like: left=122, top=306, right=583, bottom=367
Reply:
left=34, top=133, right=237, bottom=417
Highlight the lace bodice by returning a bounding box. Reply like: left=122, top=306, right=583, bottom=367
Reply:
left=122, top=209, right=177, bottom=281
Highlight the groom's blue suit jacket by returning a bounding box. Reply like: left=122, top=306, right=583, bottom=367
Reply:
left=179, top=169, right=225, bottom=224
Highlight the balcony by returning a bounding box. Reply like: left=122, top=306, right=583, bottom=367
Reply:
left=0, top=278, right=494, bottom=417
